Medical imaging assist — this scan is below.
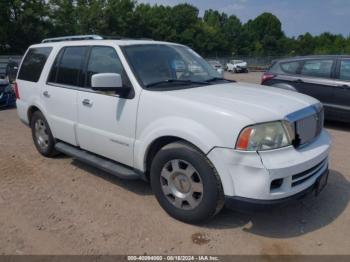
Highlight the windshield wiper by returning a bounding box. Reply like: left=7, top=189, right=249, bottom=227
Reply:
left=146, top=79, right=209, bottom=88
left=205, top=77, right=236, bottom=83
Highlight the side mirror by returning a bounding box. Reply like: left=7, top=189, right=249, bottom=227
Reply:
left=91, top=73, right=130, bottom=96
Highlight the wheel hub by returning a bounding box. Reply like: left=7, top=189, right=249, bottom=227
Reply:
left=172, top=173, right=191, bottom=194
left=160, top=159, right=203, bottom=210
left=34, top=119, right=49, bottom=150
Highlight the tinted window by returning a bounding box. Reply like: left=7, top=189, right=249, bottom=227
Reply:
left=86, top=46, right=127, bottom=87
left=280, top=61, right=300, bottom=74
left=18, top=47, right=52, bottom=82
left=47, top=49, right=62, bottom=83
left=339, top=60, right=350, bottom=81
left=301, top=59, right=333, bottom=78
left=56, top=47, right=87, bottom=86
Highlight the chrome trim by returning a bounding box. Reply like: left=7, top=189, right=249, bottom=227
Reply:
left=285, top=104, right=321, bottom=122
left=285, top=104, right=324, bottom=148
left=46, top=82, right=121, bottom=97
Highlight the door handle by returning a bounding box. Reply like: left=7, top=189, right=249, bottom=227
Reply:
left=43, top=91, right=50, bottom=98
left=82, top=99, right=93, bottom=106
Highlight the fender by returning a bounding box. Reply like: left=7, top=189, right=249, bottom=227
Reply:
left=17, top=95, right=48, bottom=126
left=133, top=116, right=222, bottom=172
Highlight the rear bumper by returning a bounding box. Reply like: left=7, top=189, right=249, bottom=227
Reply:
left=16, top=99, right=29, bottom=124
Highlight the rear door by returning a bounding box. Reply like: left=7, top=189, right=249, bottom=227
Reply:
left=16, top=47, right=53, bottom=112
left=76, top=45, right=137, bottom=167
left=331, top=58, right=350, bottom=120
left=44, top=46, right=88, bottom=146
left=296, top=59, right=336, bottom=106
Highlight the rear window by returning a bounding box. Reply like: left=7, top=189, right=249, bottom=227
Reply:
left=18, top=47, right=52, bottom=82
left=300, top=59, right=334, bottom=78
left=280, top=61, right=300, bottom=74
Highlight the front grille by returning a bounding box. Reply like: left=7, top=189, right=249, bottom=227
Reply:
left=291, top=158, right=327, bottom=187
left=295, top=108, right=324, bottom=146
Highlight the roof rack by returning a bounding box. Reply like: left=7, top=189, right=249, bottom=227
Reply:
left=42, top=35, right=104, bottom=43
left=42, top=35, right=154, bottom=43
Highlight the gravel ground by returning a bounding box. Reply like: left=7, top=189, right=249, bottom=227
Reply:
left=0, top=72, right=349, bottom=255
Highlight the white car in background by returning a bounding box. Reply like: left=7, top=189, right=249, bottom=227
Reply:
left=226, top=59, right=248, bottom=73
left=15, top=35, right=330, bottom=223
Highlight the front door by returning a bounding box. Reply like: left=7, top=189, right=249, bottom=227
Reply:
left=76, top=46, right=138, bottom=167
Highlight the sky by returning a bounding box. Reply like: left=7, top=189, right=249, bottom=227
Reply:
left=138, top=0, right=350, bottom=37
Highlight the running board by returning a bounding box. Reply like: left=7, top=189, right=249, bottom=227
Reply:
left=55, top=142, right=141, bottom=180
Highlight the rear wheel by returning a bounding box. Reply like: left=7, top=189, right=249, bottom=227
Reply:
left=150, top=141, right=224, bottom=223
left=30, top=111, right=57, bottom=157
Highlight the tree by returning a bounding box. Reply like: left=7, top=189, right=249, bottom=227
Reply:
left=0, top=0, right=349, bottom=56
left=243, top=12, right=285, bottom=55
left=48, top=0, right=78, bottom=36
left=0, top=0, right=51, bottom=54
left=295, top=33, right=315, bottom=55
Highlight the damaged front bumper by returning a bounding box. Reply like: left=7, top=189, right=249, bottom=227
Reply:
left=207, top=130, right=331, bottom=207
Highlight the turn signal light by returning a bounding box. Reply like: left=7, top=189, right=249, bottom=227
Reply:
left=236, top=127, right=253, bottom=150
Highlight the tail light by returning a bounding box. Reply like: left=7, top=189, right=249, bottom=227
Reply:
left=13, top=81, right=20, bottom=99
left=261, top=72, right=275, bottom=84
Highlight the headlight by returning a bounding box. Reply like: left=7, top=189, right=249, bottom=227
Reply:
left=236, top=121, right=295, bottom=151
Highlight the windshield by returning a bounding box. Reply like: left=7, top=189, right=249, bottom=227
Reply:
left=122, top=44, right=222, bottom=88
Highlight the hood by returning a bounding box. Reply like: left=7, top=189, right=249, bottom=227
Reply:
left=161, top=82, right=319, bottom=123
left=236, top=62, right=247, bottom=67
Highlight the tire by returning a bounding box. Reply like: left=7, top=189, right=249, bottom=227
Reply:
left=150, top=141, right=224, bottom=223
left=30, top=111, right=58, bottom=157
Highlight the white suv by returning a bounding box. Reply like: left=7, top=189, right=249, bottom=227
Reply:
left=15, top=35, right=331, bottom=223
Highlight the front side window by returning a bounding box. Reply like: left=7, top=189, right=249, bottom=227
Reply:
left=339, top=60, right=350, bottom=81
left=300, top=59, right=334, bottom=78
left=51, top=46, right=87, bottom=86
left=122, top=44, right=222, bottom=89
left=18, top=47, right=52, bottom=82
left=280, top=61, right=300, bottom=74
left=86, top=46, right=128, bottom=87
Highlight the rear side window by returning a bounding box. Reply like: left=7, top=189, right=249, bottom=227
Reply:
left=280, top=61, right=300, bottom=74
left=18, top=47, right=52, bottom=82
left=339, top=60, right=350, bottom=81
left=300, top=59, right=334, bottom=78
left=49, top=46, right=87, bottom=86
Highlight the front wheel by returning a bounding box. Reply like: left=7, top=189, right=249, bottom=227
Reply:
left=150, top=142, right=224, bottom=223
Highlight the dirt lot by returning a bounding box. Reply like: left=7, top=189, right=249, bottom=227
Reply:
left=0, top=72, right=349, bottom=255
